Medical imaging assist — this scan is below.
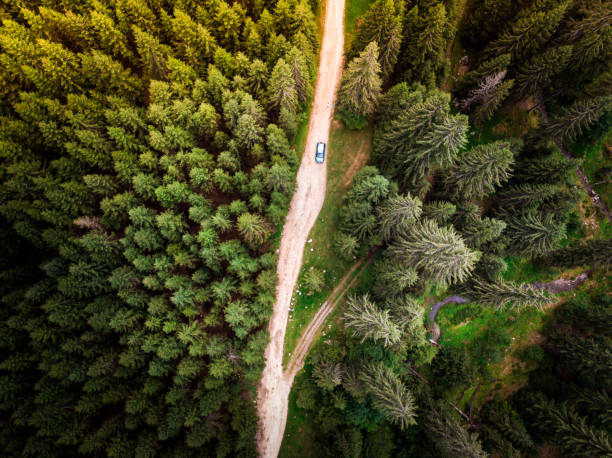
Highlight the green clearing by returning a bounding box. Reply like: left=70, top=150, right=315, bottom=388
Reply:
left=344, top=0, right=374, bottom=50
left=283, top=123, right=373, bottom=366
left=279, top=259, right=375, bottom=458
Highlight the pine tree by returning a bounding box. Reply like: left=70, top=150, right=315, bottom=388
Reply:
left=530, top=399, right=612, bottom=457
left=268, top=58, right=298, bottom=114
left=313, top=361, right=344, bottom=391
left=360, top=362, right=417, bottom=429
left=515, top=46, right=573, bottom=97
left=285, top=46, right=312, bottom=104
left=422, top=201, right=457, bottom=224
left=303, top=268, right=325, bottom=293
left=511, top=155, right=580, bottom=184
left=468, top=279, right=553, bottom=310
left=348, top=0, right=403, bottom=80
left=457, top=71, right=508, bottom=112
left=536, top=239, right=612, bottom=268
left=484, top=0, right=573, bottom=61
left=454, top=53, right=511, bottom=97
left=344, top=294, right=402, bottom=347
left=337, top=41, right=382, bottom=117
left=389, top=219, right=480, bottom=286
left=505, top=211, right=566, bottom=256
left=424, top=401, right=488, bottom=458
left=445, top=142, right=514, bottom=200
left=472, top=79, right=514, bottom=124
left=237, top=212, right=272, bottom=245
left=459, top=216, right=507, bottom=249
left=372, top=259, right=419, bottom=299
left=543, top=95, right=612, bottom=141
left=333, top=232, right=359, bottom=260
left=377, top=193, right=423, bottom=241
left=496, top=184, right=558, bottom=209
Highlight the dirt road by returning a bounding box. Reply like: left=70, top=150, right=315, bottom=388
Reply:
left=255, top=0, right=345, bottom=455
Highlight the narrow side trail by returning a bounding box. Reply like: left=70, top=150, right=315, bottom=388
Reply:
left=255, top=0, right=345, bottom=455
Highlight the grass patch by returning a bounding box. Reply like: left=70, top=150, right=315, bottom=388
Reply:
left=283, top=123, right=373, bottom=365
left=344, top=0, right=374, bottom=50
left=280, top=384, right=318, bottom=458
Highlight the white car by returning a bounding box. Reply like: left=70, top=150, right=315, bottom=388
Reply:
left=315, top=142, right=326, bottom=163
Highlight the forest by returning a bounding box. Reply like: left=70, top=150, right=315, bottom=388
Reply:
left=289, top=0, right=611, bottom=456
left=0, top=0, right=317, bottom=456
left=0, top=0, right=610, bottom=457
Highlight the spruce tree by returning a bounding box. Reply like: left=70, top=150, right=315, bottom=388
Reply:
left=515, top=46, right=573, bottom=97
left=374, top=90, right=468, bottom=183
left=268, top=58, right=298, bottom=114
left=360, top=362, right=417, bottom=429
left=377, top=193, right=423, bottom=241
left=422, top=201, right=457, bottom=224
left=536, top=239, right=612, bottom=268
left=484, top=0, right=572, bottom=61
left=389, top=219, right=480, bottom=286
left=468, top=279, right=553, bottom=310
left=530, top=399, right=612, bottom=457
left=344, top=294, right=402, bottom=347
left=472, top=79, right=514, bottom=124
left=506, top=211, right=566, bottom=256
left=348, top=0, right=403, bottom=81
left=445, top=142, right=514, bottom=200
left=543, top=95, right=612, bottom=141
left=424, top=401, right=488, bottom=458
left=337, top=41, right=382, bottom=117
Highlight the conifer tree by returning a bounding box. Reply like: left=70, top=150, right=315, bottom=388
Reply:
left=424, top=401, right=488, bottom=458
left=360, top=362, right=417, bottom=429
left=313, top=361, right=344, bottom=391
left=348, top=0, right=403, bottom=80
left=237, top=212, right=272, bottom=246
left=377, top=193, right=423, bottom=241
left=471, top=79, right=514, bottom=124
left=389, top=219, right=480, bottom=286
left=543, top=95, right=612, bottom=141
left=344, top=294, right=402, bottom=347
left=505, top=211, right=566, bottom=256
left=484, top=0, right=572, bottom=61
left=422, top=201, right=457, bottom=224
left=530, top=399, right=612, bottom=457
left=515, top=46, right=572, bottom=97
left=536, top=239, right=612, bottom=268
left=337, top=42, right=382, bottom=117
left=372, top=259, right=419, bottom=299
left=468, top=279, right=553, bottom=310
left=268, top=58, right=298, bottom=114
left=496, top=183, right=558, bottom=209
left=374, top=90, right=468, bottom=183
left=445, top=142, right=514, bottom=200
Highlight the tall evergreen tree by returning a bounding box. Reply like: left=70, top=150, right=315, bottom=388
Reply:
left=424, top=401, right=488, bottom=458
left=337, top=42, right=382, bottom=117
left=536, top=239, right=612, bottom=268
left=484, top=0, right=573, bottom=61
left=377, top=193, right=423, bottom=241
left=505, top=211, right=566, bottom=256
left=360, top=362, right=417, bottom=429
left=344, top=294, right=402, bottom=347
left=468, top=279, right=553, bottom=310
left=515, top=46, right=573, bottom=97
left=543, top=95, right=612, bottom=141
left=445, top=141, right=514, bottom=200
left=348, top=0, right=403, bottom=81
left=389, top=219, right=480, bottom=286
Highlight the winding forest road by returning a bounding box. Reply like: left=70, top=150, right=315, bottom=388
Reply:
left=255, top=0, right=345, bottom=455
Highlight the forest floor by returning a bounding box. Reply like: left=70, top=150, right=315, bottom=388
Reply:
left=255, top=0, right=346, bottom=455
